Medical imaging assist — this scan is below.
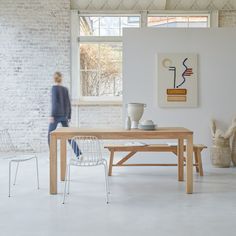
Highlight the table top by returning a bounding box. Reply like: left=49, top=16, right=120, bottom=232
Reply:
left=51, top=127, right=193, bottom=139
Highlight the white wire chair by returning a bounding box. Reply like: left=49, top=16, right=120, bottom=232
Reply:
left=0, top=129, right=39, bottom=197
left=63, top=136, right=110, bottom=204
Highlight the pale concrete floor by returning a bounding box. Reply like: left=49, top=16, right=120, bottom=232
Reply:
left=0, top=152, right=236, bottom=236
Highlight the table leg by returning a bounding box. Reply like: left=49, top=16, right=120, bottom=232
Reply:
left=50, top=134, right=57, bottom=194
left=108, top=151, right=114, bottom=176
left=178, top=138, right=184, bottom=181
left=186, top=135, right=193, bottom=194
left=60, top=138, right=67, bottom=181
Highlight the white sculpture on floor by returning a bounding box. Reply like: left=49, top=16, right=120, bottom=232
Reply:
left=231, top=124, right=236, bottom=166
left=210, top=118, right=236, bottom=167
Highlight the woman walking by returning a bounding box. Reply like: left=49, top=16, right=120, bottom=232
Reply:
left=48, top=72, right=81, bottom=157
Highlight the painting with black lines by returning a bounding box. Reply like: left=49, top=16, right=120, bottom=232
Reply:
left=158, top=53, right=198, bottom=107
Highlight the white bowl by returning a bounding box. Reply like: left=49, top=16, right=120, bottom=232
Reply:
left=141, top=120, right=154, bottom=126
left=138, top=124, right=156, bottom=130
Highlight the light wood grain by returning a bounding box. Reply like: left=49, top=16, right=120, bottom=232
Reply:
left=196, top=148, right=204, bottom=176
left=116, top=151, right=137, bottom=165
left=116, top=164, right=178, bottom=166
left=186, top=135, right=193, bottom=194
left=50, top=127, right=194, bottom=194
left=60, top=138, right=66, bottom=181
left=108, top=150, right=114, bottom=176
left=178, top=138, right=184, bottom=181
left=51, top=127, right=193, bottom=140
left=194, top=149, right=199, bottom=173
left=50, top=135, right=57, bottom=194
left=105, top=144, right=206, bottom=179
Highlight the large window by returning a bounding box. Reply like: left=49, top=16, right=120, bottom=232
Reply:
left=80, top=43, right=122, bottom=97
left=80, top=16, right=140, bottom=36
left=148, top=14, right=209, bottom=28
left=78, top=13, right=210, bottom=101
left=79, top=15, right=140, bottom=100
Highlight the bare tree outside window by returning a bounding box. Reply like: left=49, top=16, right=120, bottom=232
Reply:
left=80, top=43, right=122, bottom=97
left=79, top=15, right=139, bottom=98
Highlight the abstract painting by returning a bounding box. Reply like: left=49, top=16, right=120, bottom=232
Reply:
left=158, top=53, right=198, bottom=107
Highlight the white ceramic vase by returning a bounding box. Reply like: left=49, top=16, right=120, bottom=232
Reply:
left=127, top=103, right=146, bottom=129
left=125, top=116, right=131, bottom=130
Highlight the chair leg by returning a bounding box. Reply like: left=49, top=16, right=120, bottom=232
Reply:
left=103, top=161, right=110, bottom=204
left=13, top=162, right=19, bottom=186
left=62, top=165, right=69, bottom=204
left=35, top=157, right=40, bottom=189
left=106, top=168, right=110, bottom=195
left=67, top=164, right=70, bottom=194
left=103, top=160, right=110, bottom=193
left=9, top=161, right=12, bottom=197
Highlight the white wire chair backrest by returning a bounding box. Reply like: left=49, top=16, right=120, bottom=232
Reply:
left=0, top=129, right=16, bottom=152
left=70, top=136, right=103, bottom=165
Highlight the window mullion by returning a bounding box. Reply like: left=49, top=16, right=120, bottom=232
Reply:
left=79, top=36, right=122, bottom=43
left=98, top=43, right=101, bottom=97
left=140, top=10, right=148, bottom=28
left=147, top=13, right=210, bottom=28
left=99, top=17, right=101, bottom=36
left=78, top=14, right=141, bottom=101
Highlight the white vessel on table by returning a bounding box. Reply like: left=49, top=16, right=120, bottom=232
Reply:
left=139, top=120, right=156, bottom=130
left=125, top=116, right=131, bottom=130
left=126, top=103, right=146, bottom=129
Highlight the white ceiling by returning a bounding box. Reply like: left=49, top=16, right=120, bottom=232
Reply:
left=71, top=0, right=236, bottom=10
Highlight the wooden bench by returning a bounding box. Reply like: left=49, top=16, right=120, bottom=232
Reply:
left=105, top=144, right=207, bottom=177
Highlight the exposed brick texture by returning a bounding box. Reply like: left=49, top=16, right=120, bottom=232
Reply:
left=219, top=10, right=236, bottom=27
left=0, top=1, right=235, bottom=151
left=0, top=0, right=70, bottom=151
left=78, top=106, right=122, bottom=128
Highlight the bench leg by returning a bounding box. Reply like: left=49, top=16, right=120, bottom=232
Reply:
left=194, top=149, right=199, bottom=173
left=108, top=151, right=114, bottom=176
left=116, top=151, right=137, bottom=165
left=178, top=138, right=184, bottom=181
left=196, top=149, right=204, bottom=176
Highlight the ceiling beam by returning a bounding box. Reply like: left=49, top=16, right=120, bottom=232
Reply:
left=155, top=0, right=167, bottom=10
left=71, top=0, right=235, bottom=10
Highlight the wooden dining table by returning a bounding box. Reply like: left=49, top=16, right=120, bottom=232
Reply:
left=49, top=127, right=193, bottom=194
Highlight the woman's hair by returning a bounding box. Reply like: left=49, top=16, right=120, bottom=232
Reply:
left=54, top=72, right=62, bottom=83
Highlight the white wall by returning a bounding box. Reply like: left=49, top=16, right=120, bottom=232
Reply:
left=123, top=28, right=236, bottom=152
left=0, top=0, right=70, bottom=151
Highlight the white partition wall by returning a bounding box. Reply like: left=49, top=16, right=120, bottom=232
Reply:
left=123, top=28, right=236, bottom=150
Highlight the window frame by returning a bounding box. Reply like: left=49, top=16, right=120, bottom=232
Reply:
left=78, top=13, right=141, bottom=102
left=79, top=41, right=123, bottom=101
left=74, top=11, right=213, bottom=104
left=147, top=13, right=211, bottom=28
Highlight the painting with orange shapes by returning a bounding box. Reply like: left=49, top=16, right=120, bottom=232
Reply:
left=158, top=53, right=198, bottom=107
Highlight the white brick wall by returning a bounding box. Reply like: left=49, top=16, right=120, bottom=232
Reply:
left=219, top=10, right=236, bottom=27
left=0, top=0, right=70, bottom=151
left=0, top=2, right=235, bottom=151
left=78, top=105, right=123, bottom=129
